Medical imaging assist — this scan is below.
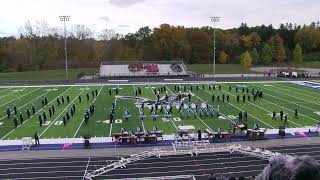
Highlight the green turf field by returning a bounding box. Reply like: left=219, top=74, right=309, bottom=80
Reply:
left=0, top=82, right=319, bottom=140
left=0, top=68, right=97, bottom=81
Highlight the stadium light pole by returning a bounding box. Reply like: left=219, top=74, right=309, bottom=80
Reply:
left=59, top=15, right=70, bottom=80
left=210, top=16, right=220, bottom=76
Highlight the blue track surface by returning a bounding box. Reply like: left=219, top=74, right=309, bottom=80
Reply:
left=0, top=132, right=318, bottom=152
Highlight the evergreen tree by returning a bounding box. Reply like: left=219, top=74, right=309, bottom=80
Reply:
left=250, top=48, right=259, bottom=64
left=261, top=43, right=273, bottom=65
left=294, top=44, right=303, bottom=65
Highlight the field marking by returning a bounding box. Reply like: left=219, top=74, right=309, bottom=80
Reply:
left=203, top=90, right=275, bottom=129
left=252, top=85, right=320, bottom=123
left=146, top=84, right=178, bottom=131
left=82, top=157, right=91, bottom=180
left=262, top=85, right=320, bottom=106
left=165, top=85, right=214, bottom=132
left=0, top=80, right=309, bottom=89
left=0, top=87, right=41, bottom=108
left=40, top=86, right=88, bottom=137
left=260, top=85, right=320, bottom=112
left=132, top=84, right=136, bottom=94
left=0, top=86, right=74, bottom=140
left=138, top=84, right=147, bottom=133
left=219, top=87, right=302, bottom=128
left=0, top=88, right=10, bottom=94
left=169, top=118, right=178, bottom=129
left=283, top=83, right=320, bottom=97
left=108, top=123, right=113, bottom=137
left=0, top=89, right=50, bottom=121
left=73, top=86, right=103, bottom=138
left=0, top=88, right=25, bottom=99
left=194, top=93, right=236, bottom=125
left=280, top=84, right=320, bottom=100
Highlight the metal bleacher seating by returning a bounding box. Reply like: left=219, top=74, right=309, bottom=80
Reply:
left=99, top=61, right=188, bottom=77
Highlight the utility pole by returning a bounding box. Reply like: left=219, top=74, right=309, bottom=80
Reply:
left=210, top=16, right=220, bottom=76
left=59, top=15, right=70, bottom=80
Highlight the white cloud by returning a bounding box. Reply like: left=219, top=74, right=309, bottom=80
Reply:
left=0, top=0, right=319, bottom=37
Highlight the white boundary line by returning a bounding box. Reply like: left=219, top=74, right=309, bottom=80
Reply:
left=1, top=86, right=74, bottom=140
left=0, top=80, right=315, bottom=88
left=203, top=90, right=275, bottom=129
left=73, top=86, right=103, bottom=138
left=0, top=87, right=41, bottom=108
left=252, top=84, right=320, bottom=123
left=40, top=86, right=88, bottom=137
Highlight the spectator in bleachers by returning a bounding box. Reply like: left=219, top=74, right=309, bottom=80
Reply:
left=256, top=155, right=320, bottom=180
left=208, top=173, right=217, bottom=180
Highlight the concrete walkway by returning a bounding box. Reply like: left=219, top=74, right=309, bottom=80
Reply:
left=1, top=136, right=319, bottom=161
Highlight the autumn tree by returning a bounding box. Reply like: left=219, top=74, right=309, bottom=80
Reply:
left=188, top=29, right=212, bottom=64
left=269, top=34, right=286, bottom=62
left=218, top=51, right=228, bottom=64
left=240, top=51, right=252, bottom=69
left=249, top=32, right=261, bottom=48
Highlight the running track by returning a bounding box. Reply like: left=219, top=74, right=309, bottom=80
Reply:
left=1, top=143, right=320, bottom=179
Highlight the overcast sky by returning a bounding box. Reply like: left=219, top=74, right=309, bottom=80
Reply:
left=0, top=0, right=319, bottom=37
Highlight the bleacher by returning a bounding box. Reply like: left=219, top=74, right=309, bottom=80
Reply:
left=99, top=61, right=188, bottom=77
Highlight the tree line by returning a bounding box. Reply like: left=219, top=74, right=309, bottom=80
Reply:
left=0, top=21, right=320, bottom=72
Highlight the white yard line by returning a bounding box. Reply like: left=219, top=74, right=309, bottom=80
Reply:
left=73, top=87, right=103, bottom=138
left=0, top=88, right=25, bottom=99
left=82, top=157, right=91, bottom=180
left=262, top=86, right=320, bottom=112
left=1, top=86, right=74, bottom=140
left=0, top=88, right=10, bottom=94
left=261, top=85, right=320, bottom=106
left=138, top=84, right=147, bottom=133
left=146, top=84, right=178, bottom=130
left=219, top=87, right=302, bottom=128
left=0, top=87, right=41, bottom=108
left=165, top=85, right=214, bottom=132
left=252, top=85, right=320, bottom=123
left=108, top=123, right=113, bottom=137
left=141, top=118, right=146, bottom=134
left=194, top=92, right=236, bottom=124
left=40, top=86, right=88, bottom=137
left=283, top=83, right=320, bottom=97
left=0, top=89, right=50, bottom=121
left=203, top=90, right=275, bottom=129
left=169, top=118, right=178, bottom=129
left=280, top=85, right=320, bottom=100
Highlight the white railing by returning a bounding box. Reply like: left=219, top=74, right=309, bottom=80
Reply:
left=84, top=143, right=283, bottom=179
left=227, top=144, right=283, bottom=160
left=83, top=151, right=159, bottom=180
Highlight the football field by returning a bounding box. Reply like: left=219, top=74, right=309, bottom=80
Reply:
left=0, top=81, right=319, bottom=140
